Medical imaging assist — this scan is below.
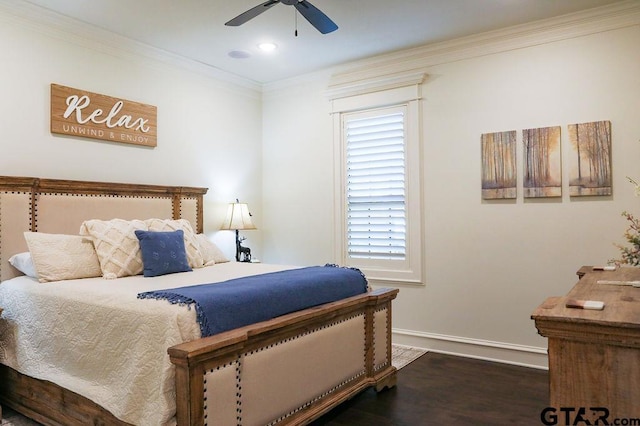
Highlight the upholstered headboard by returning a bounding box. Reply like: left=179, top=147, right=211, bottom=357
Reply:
left=0, top=176, right=208, bottom=282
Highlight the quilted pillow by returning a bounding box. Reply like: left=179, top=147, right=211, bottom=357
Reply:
left=135, top=230, right=192, bottom=277
left=145, top=219, right=204, bottom=268
left=196, top=234, right=230, bottom=265
left=23, top=232, right=102, bottom=282
left=80, top=219, right=148, bottom=279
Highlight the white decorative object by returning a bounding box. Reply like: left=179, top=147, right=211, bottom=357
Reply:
left=80, top=219, right=148, bottom=279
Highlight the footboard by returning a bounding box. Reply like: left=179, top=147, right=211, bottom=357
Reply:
left=168, top=287, right=398, bottom=426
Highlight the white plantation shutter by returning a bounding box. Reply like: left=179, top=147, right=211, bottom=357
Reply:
left=345, top=111, right=406, bottom=260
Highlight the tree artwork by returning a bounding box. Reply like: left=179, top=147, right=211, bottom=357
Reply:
left=523, top=126, right=562, bottom=198
left=568, top=120, right=612, bottom=196
left=481, top=130, right=517, bottom=199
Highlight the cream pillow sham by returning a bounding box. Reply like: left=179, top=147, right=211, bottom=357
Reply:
left=196, top=234, right=229, bottom=265
left=23, top=232, right=102, bottom=282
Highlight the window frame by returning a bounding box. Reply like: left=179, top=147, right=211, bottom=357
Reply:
left=332, top=84, right=423, bottom=285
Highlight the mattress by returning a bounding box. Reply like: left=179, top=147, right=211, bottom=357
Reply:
left=0, top=262, right=296, bottom=426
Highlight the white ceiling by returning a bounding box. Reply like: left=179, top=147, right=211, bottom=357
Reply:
left=19, top=0, right=623, bottom=84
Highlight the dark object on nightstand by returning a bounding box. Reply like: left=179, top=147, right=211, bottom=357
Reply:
left=234, top=232, right=252, bottom=262
left=237, top=239, right=252, bottom=262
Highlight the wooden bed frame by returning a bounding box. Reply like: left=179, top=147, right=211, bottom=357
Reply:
left=0, top=175, right=398, bottom=426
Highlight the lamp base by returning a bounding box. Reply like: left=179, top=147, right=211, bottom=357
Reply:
left=239, top=247, right=252, bottom=262
left=235, top=230, right=252, bottom=262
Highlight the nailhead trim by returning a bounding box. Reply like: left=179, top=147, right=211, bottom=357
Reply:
left=198, top=309, right=392, bottom=424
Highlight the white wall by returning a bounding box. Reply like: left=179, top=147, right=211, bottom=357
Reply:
left=262, top=7, right=640, bottom=367
left=262, top=74, right=335, bottom=266
left=0, top=4, right=264, bottom=261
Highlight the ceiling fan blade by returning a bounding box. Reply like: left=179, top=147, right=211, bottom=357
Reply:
left=225, top=0, right=280, bottom=26
left=293, top=0, right=338, bottom=34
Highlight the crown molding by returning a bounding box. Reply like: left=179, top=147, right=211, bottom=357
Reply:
left=325, top=70, right=427, bottom=101
left=329, top=0, right=640, bottom=88
left=0, top=0, right=262, bottom=95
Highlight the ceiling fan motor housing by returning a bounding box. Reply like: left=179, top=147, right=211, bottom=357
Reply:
left=226, top=0, right=338, bottom=34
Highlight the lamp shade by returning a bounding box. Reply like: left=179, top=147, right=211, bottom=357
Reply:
left=220, top=202, right=256, bottom=231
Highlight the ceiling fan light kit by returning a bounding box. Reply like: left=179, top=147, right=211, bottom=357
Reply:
left=225, top=0, right=338, bottom=34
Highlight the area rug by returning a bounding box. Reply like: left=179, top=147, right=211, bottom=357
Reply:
left=1, top=344, right=427, bottom=425
left=391, top=343, right=428, bottom=370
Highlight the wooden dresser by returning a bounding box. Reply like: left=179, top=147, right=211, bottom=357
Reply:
left=532, top=266, right=640, bottom=419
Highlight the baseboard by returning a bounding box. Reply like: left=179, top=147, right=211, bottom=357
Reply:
left=392, top=328, right=549, bottom=370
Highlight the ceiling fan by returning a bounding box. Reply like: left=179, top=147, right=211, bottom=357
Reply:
left=225, top=0, right=338, bottom=35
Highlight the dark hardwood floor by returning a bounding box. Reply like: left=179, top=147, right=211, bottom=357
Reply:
left=311, top=352, right=549, bottom=426
left=3, top=352, right=548, bottom=425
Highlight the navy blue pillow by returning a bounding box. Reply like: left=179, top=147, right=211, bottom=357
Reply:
left=135, top=229, right=192, bottom=277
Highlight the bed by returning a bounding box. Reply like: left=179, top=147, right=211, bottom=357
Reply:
left=0, top=175, right=398, bottom=426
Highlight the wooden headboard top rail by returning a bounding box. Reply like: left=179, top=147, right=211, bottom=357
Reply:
left=0, top=175, right=208, bottom=282
left=0, top=176, right=207, bottom=198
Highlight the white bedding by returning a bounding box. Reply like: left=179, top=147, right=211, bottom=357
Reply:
left=0, top=262, right=296, bottom=426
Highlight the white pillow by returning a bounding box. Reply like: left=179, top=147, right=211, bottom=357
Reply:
left=196, top=234, right=230, bottom=265
left=23, top=232, right=102, bottom=283
left=80, top=219, right=147, bottom=279
left=8, top=252, right=38, bottom=278
left=145, top=219, right=204, bottom=268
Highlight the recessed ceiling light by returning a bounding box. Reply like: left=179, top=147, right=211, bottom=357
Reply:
left=228, top=50, right=251, bottom=59
left=257, top=42, right=277, bottom=53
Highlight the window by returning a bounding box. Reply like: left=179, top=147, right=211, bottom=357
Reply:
left=345, top=108, right=407, bottom=261
left=330, top=79, right=423, bottom=285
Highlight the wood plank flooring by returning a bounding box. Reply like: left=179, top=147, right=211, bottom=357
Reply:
left=311, top=352, right=549, bottom=425
left=3, top=352, right=548, bottom=425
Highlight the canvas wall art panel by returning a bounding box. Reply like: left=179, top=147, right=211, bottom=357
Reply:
left=523, top=126, right=562, bottom=198
left=568, top=120, right=612, bottom=196
left=481, top=130, right=517, bottom=200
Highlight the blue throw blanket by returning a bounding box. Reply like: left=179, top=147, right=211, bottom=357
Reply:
left=137, top=265, right=368, bottom=337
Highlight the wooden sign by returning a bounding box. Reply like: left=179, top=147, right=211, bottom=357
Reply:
left=50, top=84, right=157, bottom=147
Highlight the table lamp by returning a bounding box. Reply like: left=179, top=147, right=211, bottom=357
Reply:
left=220, top=199, right=256, bottom=262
